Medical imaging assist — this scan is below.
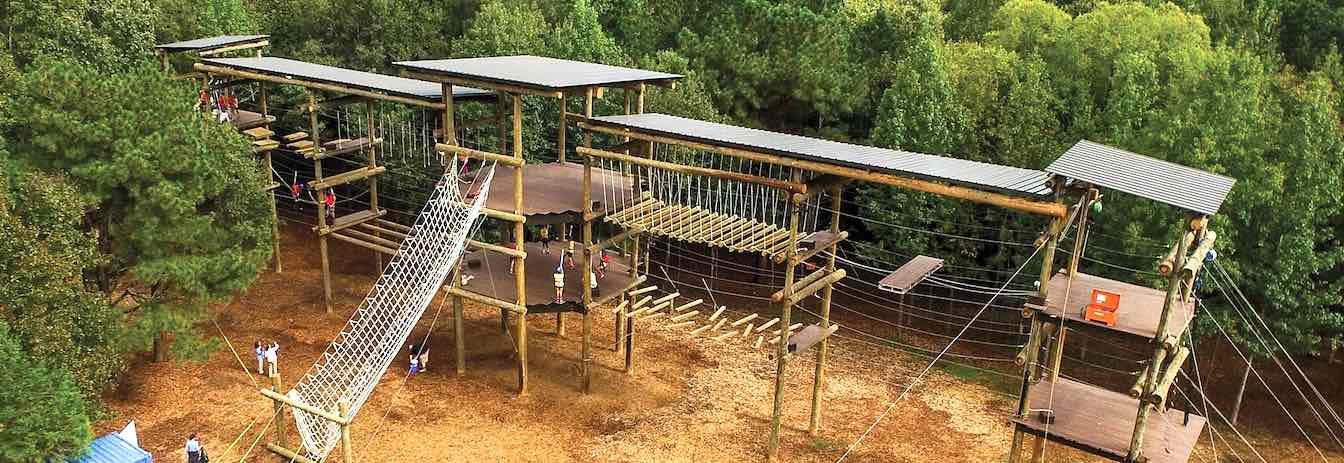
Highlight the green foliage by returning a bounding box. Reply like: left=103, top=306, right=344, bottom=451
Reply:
left=0, top=319, right=94, bottom=461
left=0, top=160, right=127, bottom=401
left=1, top=0, right=157, bottom=71
left=151, top=0, right=259, bottom=45
left=3, top=61, right=273, bottom=358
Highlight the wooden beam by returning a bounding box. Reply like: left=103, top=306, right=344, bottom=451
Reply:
left=588, top=226, right=644, bottom=254
left=579, top=122, right=1067, bottom=217
left=593, top=275, right=648, bottom=307
left=786, top=269, right=846, bottom=306
left=260, top=388, right=348, bottom=425
left=400, top=72, right=563, bottom=98
left=307, top=166, right=386, bottom=190
left=481, top=207, right=527, bottom=223
left=437, top=143, right=525, bottom=167
left=196, top=40, right=270, bottom=56
left=771, top=268, right=830, bottom=302
left=194, top=63, right=444, bottom=110
left=467, top=239, right=527, bottom=258
left=266, top=443, right=319, bottom=463
left=329, top=231, right=398, bottom=256
left=576, top=146, right=808, bottom=194
left=446, top=286, right=526, bottom=314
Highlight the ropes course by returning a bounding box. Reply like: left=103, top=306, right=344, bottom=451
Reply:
left=286, top=157, right=495, bottom=461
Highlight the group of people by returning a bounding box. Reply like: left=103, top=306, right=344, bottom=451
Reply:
left=552, top=249, right=610, bottom=303
left=253, top=340, right=280, bottom=376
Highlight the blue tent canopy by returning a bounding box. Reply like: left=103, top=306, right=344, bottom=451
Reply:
left=67, top=434, right=152, bottom=463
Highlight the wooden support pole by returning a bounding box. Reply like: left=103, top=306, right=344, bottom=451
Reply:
left=270, top=372, right=287, bottom=449
left=1126, top=220, right=1193, bottom=462
left=309, top=91, right=333, bottom=314
left=809, top=188, right=842, bottom=435
left=454, top=293, right=466, bottom=375
left=367, top=100, right=383, bottom=273
left=1009, top=207, right=1064, bottom=462
left=558, top=93, right=567, bottom=163
left=468, top=239, right=527, bottom=258
left=580, top=87, right=594, bottom=392
left=338, top=400, right=353, bottom=463
left=511, top=92, right=529, bottom=395
left=768, top=169, right=802, bottom=461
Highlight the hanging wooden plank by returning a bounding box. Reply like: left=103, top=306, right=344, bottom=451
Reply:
left=786, top=324, right=840, bottom=354
left=878, top=255, right=945, bottom=294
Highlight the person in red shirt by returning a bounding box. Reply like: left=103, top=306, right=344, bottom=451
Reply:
left=323, top=190, right=336, bottom=220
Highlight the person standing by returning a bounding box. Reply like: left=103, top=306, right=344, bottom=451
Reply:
left=553, top=265, right=565, bottom=304
left=539, top=225, right=551, bottom=255
left=264, top=341, right=279, bottom=376
left=254, top=341, right=265, bottom=375
left=185, top=434, right=203, bottom=463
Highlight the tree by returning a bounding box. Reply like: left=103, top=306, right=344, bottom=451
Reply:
left=3, top=61, right=273, bottom=360
left=0, top=158, right=127, bottom=400
left=1, top=0, right=158, bottom=71
left=0, top=319, right=93, bottom=461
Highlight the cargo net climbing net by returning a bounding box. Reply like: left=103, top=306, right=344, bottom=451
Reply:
left=288, top=157, right=496, bottom=461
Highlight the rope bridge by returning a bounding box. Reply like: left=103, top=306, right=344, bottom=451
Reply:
left=286, top=158, right=496, bottom=461
left=591, top=144, right=826, bottom=259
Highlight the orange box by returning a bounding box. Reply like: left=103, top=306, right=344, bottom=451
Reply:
left=1084, top=289, right=1120, bottom=327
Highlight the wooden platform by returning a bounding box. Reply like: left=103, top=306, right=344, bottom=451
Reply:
left=605, top=199, right=799, bottom=257
left=230, top=110, right=274, bottom=131
left=1014, top=377, right=1206, bottom=463
left=458, top=241, right=633, bottom=310
left=471, top=162, right=631, bottom=224
left=1027, top=271, right=1195, bottom=340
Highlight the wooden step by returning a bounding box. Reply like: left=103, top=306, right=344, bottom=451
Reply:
left=330, top=229, right=398, bottom=256
left=282, top=132, right=309, bottom=142
left=262, top=181, right=282, bottom=192
left=307, top=166, right=387, bottom=191
left=286, top=140, right=315, bottom=151
left=231, top=110, right=274, bottom=131
left=317, top=209, right=387, bottom=236
left=322, top=138, right=353, bottom=147
left=251, top=139, right=280, bottom=153
left=242, top=127, right=275, bottom=140
left=308, top=137, right=382, bottom=160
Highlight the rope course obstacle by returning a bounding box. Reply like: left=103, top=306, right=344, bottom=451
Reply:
left=159, top=35, right=1256, bottom=463
left=282, top=158, right=494, bottom=462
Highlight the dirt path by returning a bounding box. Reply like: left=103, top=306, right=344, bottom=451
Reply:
left=97, top=224, right=1338, bottom=462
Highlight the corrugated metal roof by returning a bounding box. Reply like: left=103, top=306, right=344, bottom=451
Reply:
left=156, top=35, right=268, bottom=52
left=393, top=56, right=683, bottom=92
left=587, top=113, right=1053, bottom=197
left=67, top=434, right=152, bottom=463
left=1046, top=140, right=1235, bottom=215
left=202, top=57, right=493, bottom=102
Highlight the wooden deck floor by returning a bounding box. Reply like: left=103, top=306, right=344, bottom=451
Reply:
left=1014, top=377, right=1206, bottom=463
left=458, top=240, right=633, bottom=309
left=1028, top=270, right=1195, bottom=340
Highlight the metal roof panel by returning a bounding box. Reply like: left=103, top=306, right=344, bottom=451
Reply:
left=156, top=35, right=268, bottom=52
left=201, top=57, right=493, bottom=102
left=587, top=113, right=1052, bottom=197
left=393, top=56, right=683, bottom=91
left=1046, top=140, right=1235, bottom=215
